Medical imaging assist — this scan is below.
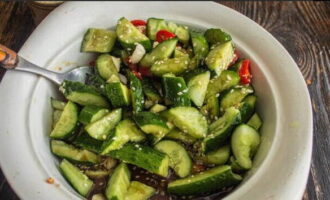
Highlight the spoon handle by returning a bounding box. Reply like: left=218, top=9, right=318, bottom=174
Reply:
left=0, top=44, right=62, bottom=85
left=0, top=44, right=18, bottom=69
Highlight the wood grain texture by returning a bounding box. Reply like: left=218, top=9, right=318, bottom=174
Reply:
left=0, top=1, right=329, bottom=200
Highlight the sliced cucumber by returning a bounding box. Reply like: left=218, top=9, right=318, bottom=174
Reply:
left=51, top=98, right=66, bottom=110
left=96, top=54, right=119, bottom=80
left=52, top=110, right=62, bottom=128
left=133, top=111, right=170, bottom=138
left=78, top=106, right=109, bottom=125
left=101, top=119, right=146, bottom=155
left=203, top=145, right=230, bottom=165
left=163, top=76, right=190, bottom=107
left=108, top=143, right=169, bottom=177
left=168, top=106, right=207, bottom=139
left=155, top=140, right=192, bottom=178
left=128, top=71, right=144, bottom=114
left=105, top=163, right=131, bottom=200
left=187, top=71, right=210, bottom=107
left=60, top=80, right=109, bottom=108
left=205, top=41, right=235, bottom=75
left=151, top=56, right=190, bottom=76
left=231, top=124, right=260, bottom=169
left=203, top=107, right=241, bottom=153
left=141, top=78, right=161, bottom=102
left=174, top=48, right=189, bottom=58
left=116, top=17, right=151, bottom=51
left=105, top=82, right=131, bottom=107
left=190, top=32, right=209, bottom=59
left=168, top=165, right=242, bottom=195
left=125, top=181, right=156, bottom=200
left=147, top=18, right=166, bottom=40
left=85, top=108, right=122, bottom=140
left=247, top=113, right=262, bottom=130
left=81, top=28, right=117, bottom=53
left=73, top=132, right=103, bottom=153
left=206, top=70, right=240, bottom=99
left=84, top=170, right=111, bottom=179
left=149, top=104, right=167, bottom=113
left=239, top=95, right=257, bottom=123
left=59, top=159, right=94, bottom=197
left=204, top=28, right=232, bottom=45
left=139, top=38, right=178, bottom=67
left=201, top=95, right=219, bottom=120
left=51, top=140, right=101, bottom=164
left=220, top=86, right=254, bottom=111
left=165, top=128, right=197, bottom=145
left=50, top=101, right=78, bottom=139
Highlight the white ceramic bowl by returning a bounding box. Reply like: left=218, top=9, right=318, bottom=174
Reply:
left=0, top=2, right=312, bottom=200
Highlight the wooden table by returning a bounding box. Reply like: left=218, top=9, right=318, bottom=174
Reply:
left=0, top=1, right=329, bottom=200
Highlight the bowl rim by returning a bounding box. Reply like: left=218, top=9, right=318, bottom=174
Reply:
left=0, top=2, right=312, bottom=200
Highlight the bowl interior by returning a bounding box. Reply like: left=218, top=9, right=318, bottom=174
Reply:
left=27, top=21, right=277, bottom=199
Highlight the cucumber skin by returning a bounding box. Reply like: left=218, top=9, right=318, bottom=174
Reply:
left=206, top=70, right=240, bottom=99
left=81, top=28, right=117, bottom=53
left=59, top=159, right=94, bottom=197
left=163, top=76, right=191, bottom=107
left=220, top=86, right=254, bottom=111
left=187, top=71, right=210, bottom=107
left=105, top=82, right=131, bottom=107
left=155, top=140, right=192, bottom=178
left=203, top=107, right=241, bottom=153
left=204, top=28, right=232, bottom=45
left=96, top=54, right=119, bottom=80
left=78, top=106, right=109, bottom=125
left=108, top=143, right=169, bottom=177
left=73, top=133, right=103, bottom=153
left=129, top=72, right=144, bottom=114
left=239, top=95, right=257, bottom=123
left=105, top=163, right=131, bottom=200
left=141, top=78, right=161, bottom=102
left=50, top=101, right=79, bottom=139
left=60, top=80, right=109, bottom=108
left=151, top=57, right=190, bottom=76
left=190, top=32, right=209, bottom=59
left=168, top=165, right=241, bottom=196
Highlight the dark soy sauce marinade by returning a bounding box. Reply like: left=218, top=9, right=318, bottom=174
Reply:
left=87, top=165, right=235, bottom=200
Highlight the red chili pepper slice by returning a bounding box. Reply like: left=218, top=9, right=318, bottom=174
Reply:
left=132, top=71, right=142, bottom=80
left=156, top=30, right=176, bottom=43
left=239, top=59, right=252, bottom=84
left=139, top=66, right=152, bottom=77
left=131, top=20, right=147, bottom=26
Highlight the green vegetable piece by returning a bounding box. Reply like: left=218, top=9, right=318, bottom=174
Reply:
left=141, top=78, right=161, bottom=102
left=125, top=181, right=155, bottom=200
left=128, top=72, right=144, bottom=114
left=133, top=111, right=170, bottom=138
left=247, top=113, right=263, bottom=130
left=51, top=98, right=66, bottom=110
left=191, top=32, right=209, bottom=58
left=239, top=95, right=257, bottom=123
left=59, top=159, right=94, bottom=197
left=151, top=57, right=190, bottom=76
left=73, top=132, right=104, bottom=153
left=203, top=145, right=230, bottom=165
left=206, top=70, right=240, bottom=99
left=52, top=110, right=62, bottom=129
left=165, top=128, right=196, bottom=145
left=105, top=82, right=131, bottom=107
left=231, top=124, right=261, bottom=170
left=150, top=104, right=167, bottom=113
left=163, top=76, right=191, bottom=107
left=201, top=95, right=219, bottom=120
left=105, top=163, right=131, bottom=200
left=205, top=41, right=235, bottom=75
left=187, top=71, right=210, bottom=107
left=96, top=54, right=119, bottom=80
left=204, top=28, right=232, bottom=45
left=220, top=86, right=254, bottom=111
left=81, top=28, right=117, bottom=53
left=78, top=106, right=109, bottom=125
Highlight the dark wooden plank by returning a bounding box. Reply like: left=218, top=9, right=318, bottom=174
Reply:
left=0, top=1, right=329, bottom=200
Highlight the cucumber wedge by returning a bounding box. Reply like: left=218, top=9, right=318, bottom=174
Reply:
left=187, top=71, right=210, bottom=107
left=51, top=98, right=66, bottom=110
left=52, top=110, right=62, bottom=129
left=139, top=38, right=178, bottom=67
left=155, top=140, right=192, bottom=178
left=149, top=104, right=167, bottom=113
left=163, top=76, right=191, bottom=107
left=220, top=86, right=254, bottom=111
left=203, top=107, right=241, bottom=153
left=105, top=163, right=131, bottom=200
left=151, top=57, right=190, bottom=76
left=81, top=28, right=117, bottom=53
left=117, top=119, right=146, bottom=142
left=50, top=101, right=78, bottom=139
left=247, top=113, right=263, bottom=130
left=78, top=106, right=109, bottom=125
left=59, top=159, right=94, bottom=197
left=116, top=17, right=151, bottom=51
left=96, top=54, right=119, bottom=80
left=206, top=70, right=240, bottom=99
left=125, top=181, right=155, bottom=200
left=73, top=132, right=104, bottom=153
left=203, top=145, right=230, bottom=165
left=85, top=108, right=122, bottom=140
left=128, top=71, right=144, bottom=114
left=168, top=107, right=207, bottom=139
left=60, top=80, right=109, bottom=108
left=168, top=165, right=241, bottom=195
left=205, top=41, right=235, bottom=75
left=190, top=32, right=209, bottom=59
left=231, top=124, right=260, bottom=169
left=201, top=95, right=219, bottom=120
left=105, top=82, right=131, bottom=107
left=51, top=140, right=101, bottom=164
left=239, top=95, right=257, bottom=123
left=141, top=78, right=161, bottom=102
left=133, top=112, right=170, bottom=138
left=108, top=143, right=169, bottom=177
left=204, top=28, right=232, bottom=45
left=165, top=128, right=197, bottom=145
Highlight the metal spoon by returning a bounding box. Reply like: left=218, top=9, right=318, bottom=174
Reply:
left=0, top=44, right=92, bottom=85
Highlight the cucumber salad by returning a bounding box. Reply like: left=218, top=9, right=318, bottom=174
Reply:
left=50, top=17, right=263, bottom=200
